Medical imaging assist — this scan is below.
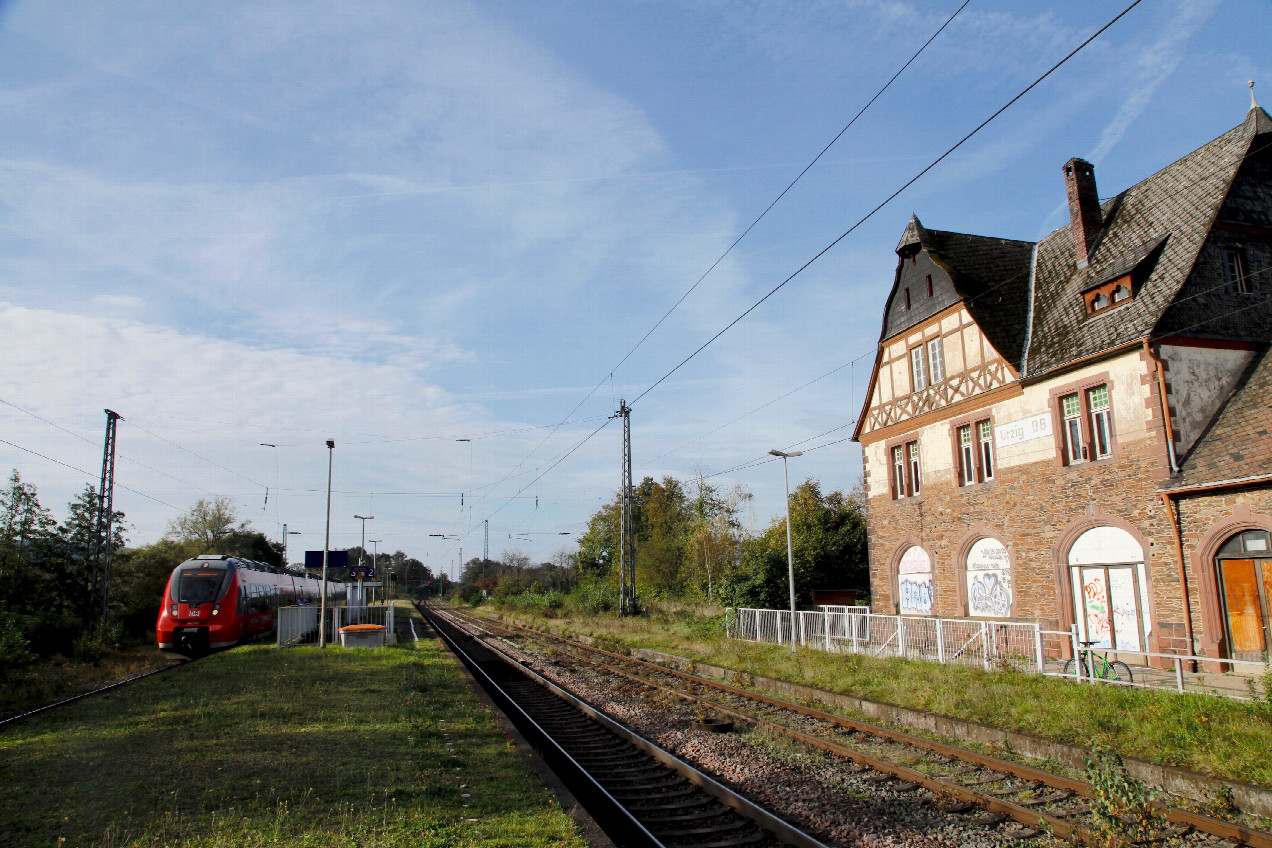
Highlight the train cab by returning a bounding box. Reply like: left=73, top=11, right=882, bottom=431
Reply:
left=157, top=556, right=246, bottom=655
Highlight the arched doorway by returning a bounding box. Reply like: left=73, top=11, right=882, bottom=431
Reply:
left=1068, top=526, right=1150, bottom=651
left=1216, top=529, right=1272, bottom=662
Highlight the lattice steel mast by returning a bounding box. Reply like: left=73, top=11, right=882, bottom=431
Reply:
left=617, top=400, right=636, bottom=616
left=89, top=409, right=122, bottom=634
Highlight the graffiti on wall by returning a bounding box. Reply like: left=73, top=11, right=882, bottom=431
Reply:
left=899, top=576, right=933, bottom=615
left=1081, top=572, right=1113, bottom=648
left=968, top=571, right=1011, bottom=617
left=965, top=538, right=1011, bottom=618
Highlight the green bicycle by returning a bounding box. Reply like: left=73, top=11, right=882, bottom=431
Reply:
left=1063, top=640, right=1134, bottom=683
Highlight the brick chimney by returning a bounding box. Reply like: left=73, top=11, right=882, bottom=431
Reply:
left=1063, top=157, right=1101, bottom=269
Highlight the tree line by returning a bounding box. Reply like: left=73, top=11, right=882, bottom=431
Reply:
left=456, top=472, right=868, bottom=614
left=0, top=470, right=436, bottom=674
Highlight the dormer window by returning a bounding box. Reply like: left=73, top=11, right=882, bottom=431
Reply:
left=1083, top=274, right=1133, bottom=315
left=1224, top=247, right=1253, bottom=294
left=926, top=275, right=933, bottom=297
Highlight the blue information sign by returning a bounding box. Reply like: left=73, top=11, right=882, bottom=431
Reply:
left=304, top=550, right=350, bottom=570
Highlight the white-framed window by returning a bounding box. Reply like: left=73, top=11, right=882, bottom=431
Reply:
left=1223, top=247, right=1253, bottom=294
left=892, top=445, right=906, bottom=499
left=1058, top=384, right=1115, bottom=465
left=958, top=425, right=975, bottom=486
left=978, top=419, right=995, bottom=480
left=892, top=441, right=921, bottom=499
left=1088, top=385, right=1112, bottom=459
left=910, top=346, right=927, bottom=392
left=927, top=337, right=945, bottom=383
left=1062, top=393, right=1084, bottom=464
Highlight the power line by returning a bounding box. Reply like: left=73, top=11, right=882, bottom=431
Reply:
left=608, top=0, right=973, bottom=379
left=0, top=399, right=279, bottom=517
left=459, top=4, right=971, bottom=525
left=128, top=420, right=267, bottom=490
left=0, top=437, right=181, bottom=510
left=629, top=0, right=1146, bottom=408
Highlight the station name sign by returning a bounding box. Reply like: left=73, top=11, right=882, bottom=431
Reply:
left=994, top=412, right=1052, bottom=449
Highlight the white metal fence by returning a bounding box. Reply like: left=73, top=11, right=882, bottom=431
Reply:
left=726, top=607, right=1271, bottom=699
left=728, top=607, right=1044, bottom=672
left=277, top=604, right=396, bottom=647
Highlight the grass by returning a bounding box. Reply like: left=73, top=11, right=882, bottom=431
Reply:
left=488, top=602, right=1272, bottom=789
left=0, top=644, right=183, bottom=717
left=0, top=611, right=587, bottom=848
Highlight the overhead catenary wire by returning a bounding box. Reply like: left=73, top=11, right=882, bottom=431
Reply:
left=628, top=0, right=1146, bottom=408
left=0, top=437, right=181, bottom=511
left=127, top=420, right=268, bottom=493
left=459, top=4, right=972, bottom=528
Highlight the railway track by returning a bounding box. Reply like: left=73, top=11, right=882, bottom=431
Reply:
left=437, top=605, right=1272, bottom=848
left=421, top=602, right=827, bottom=848
left=0, top=657, right=191, bottom=731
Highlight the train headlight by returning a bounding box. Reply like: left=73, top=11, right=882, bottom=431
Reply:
left=170, top=604, right=178, bottom=617
left=212, top=604, right=221, bottom=616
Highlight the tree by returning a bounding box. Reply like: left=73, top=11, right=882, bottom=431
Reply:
left=636, top=476, right=690, bottom=598
left=684, top=473, right=750, bottom=602
left=165, top=498, right=249, bottom=546
left=576, top=500, right=620, bottom=578
left=722, top=478, right=868, bottom=609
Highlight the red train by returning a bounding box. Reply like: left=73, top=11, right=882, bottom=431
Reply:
left=157, top=554, right=338, bottom=655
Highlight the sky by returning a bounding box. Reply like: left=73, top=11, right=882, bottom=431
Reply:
left=1, top=0, right=1268, bottom=578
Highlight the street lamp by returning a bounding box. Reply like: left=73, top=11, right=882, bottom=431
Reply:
left=430, top=534, right=459, bottom=594
left=320, top=439, right=335, bottom=648
left=769, top=449, right=803, bottom=653
left=354, top=514, right=375, bottom=561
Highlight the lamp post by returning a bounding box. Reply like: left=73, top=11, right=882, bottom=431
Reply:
left=320, top=439, right=334, bottom=648
left=769, top=449, right=803, bottom=653
left=430, top=534, right=459, bottom=599
left=354, top=515, right=375, bottom=561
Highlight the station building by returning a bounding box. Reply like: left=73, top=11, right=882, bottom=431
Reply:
left=852, top=103, right=1272, bottom=663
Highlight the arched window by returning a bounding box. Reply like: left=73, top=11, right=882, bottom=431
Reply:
left=965, top=538, right=1011, bottom=618
left=1216, top=529, right=1272, bottom=662
left=897, top=546, right=933, bottom=615
left=1068, top=526, right=1150, bottom=651
left=1112, top=284, right=1130, bottom=303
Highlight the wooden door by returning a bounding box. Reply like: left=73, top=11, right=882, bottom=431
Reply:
left=1221, top=559, right=1267, bottom=660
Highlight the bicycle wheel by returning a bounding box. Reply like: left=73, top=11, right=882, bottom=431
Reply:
left=1107, top=661, right=1133, bottom=683
left=1062, top=658, right=1090, bottom=678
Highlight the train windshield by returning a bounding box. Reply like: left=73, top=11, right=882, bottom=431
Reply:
left=177, top=567, right=229, bottom=604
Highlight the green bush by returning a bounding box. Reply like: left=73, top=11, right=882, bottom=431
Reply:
left=0, top=611, right=34, bottom=673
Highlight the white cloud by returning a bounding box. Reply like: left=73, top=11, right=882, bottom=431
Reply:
left=1087, top=0, right=1221, bottom=165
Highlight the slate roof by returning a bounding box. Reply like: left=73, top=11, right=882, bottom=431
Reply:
left=1025, top=107, right=1272, bottom=374
left=1163, top=346, right=1272, bottom=490
left=887, top=217, right=1034, bottom=370
left=880, top=106, right=1271, bottom=379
